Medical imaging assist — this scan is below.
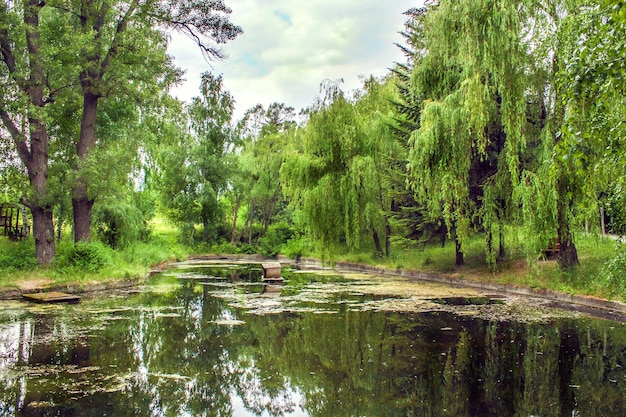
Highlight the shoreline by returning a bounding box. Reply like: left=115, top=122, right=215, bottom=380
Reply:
left=2, top=253, right=626, bottom=322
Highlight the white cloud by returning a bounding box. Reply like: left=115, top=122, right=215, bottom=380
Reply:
left=168, top=0, right=416, bottom=120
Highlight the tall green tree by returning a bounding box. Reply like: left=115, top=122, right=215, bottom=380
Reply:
left=159, top=73, right=235, bottom=241
left=281, top=78, right=398, bottom=256
left=0, top=1, right=59, bottom=263
left=0, top=0, right=241, bottom=263
left=235, top=102, right=295, bottom=245
left=405, top=0, right=526, bottom=266
left=61, top=0, right=242, bottom=243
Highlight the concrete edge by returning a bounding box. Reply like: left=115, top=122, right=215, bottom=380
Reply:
left=3, top=253, right=625, bottom=322
left=277, top=255, right=626, bottom=320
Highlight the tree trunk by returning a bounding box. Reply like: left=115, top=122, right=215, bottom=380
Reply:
left=72, top=189, right=94, bottom=243
left=600, top=206, right=606, bottom=237
left=73, top=91, right=99, bottom=242
left=556, top=190, right=579, bottom=269
left=385, top=222, right=391, bottom=257
left=231, top=196, right=241, bottom=244
left=0, top=2, right=56, bottom=264
left=247, top=202, right=255, bottom=245
left=373, top=231, right=383, bottom=256
left=56, top=206, right=63, bottom=241
left=202, top=216, right=210, bottom=241
left=558, top=237, right=579, bottom=270
left=31, top=205, right=55, bottom=264
left=455, top=236, right=464, bottom=266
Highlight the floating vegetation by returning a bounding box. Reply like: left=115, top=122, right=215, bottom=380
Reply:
left=0, top=260, right=621, bottom=417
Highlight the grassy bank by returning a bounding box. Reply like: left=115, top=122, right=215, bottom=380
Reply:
left=1, top=225, right=624, bottom=302
left=314, top=233, right=625, bottom=302
left=0, top=227, right=189, bottom=291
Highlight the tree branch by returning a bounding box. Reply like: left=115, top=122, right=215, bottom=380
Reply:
left=0, top=108, right=32, bottom=167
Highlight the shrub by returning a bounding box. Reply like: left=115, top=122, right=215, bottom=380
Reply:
left=0, top=238, right=38, bottom=270
left=281, top=235, right=313, bottom=259
left=55, top=240, right=112, bottom=273
left=258, top=222, right=296, bottom=257
left=600, top=242, right=626, bottom=299
left=94, top=201, right=147, bottom=248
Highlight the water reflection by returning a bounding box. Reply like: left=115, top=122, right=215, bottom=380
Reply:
left=0, top=263, right=625, bottom=416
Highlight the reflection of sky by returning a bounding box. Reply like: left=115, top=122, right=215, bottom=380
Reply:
left=231, top=386, right=309, bottom=417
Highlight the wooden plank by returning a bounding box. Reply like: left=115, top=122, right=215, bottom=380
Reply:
left=24, top=292, right=81, bottom=304
left=262, top=262, right=282, bottom=279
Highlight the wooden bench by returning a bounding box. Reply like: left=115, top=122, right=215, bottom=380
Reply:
left=544, top=242, right=560, bottom=258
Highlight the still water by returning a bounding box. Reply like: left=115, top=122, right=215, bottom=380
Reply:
left=1, top=260, right=625, bottom=416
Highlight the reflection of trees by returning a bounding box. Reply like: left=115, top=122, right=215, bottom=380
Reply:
left=2, top=278, right=626, bottom=416
left=570, top=320, right=626, bottom=416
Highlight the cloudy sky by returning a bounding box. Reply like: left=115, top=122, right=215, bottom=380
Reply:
left=167, top=0, right=416, bottom=121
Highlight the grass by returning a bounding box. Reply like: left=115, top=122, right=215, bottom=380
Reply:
left=0, top=218, right=190, bottom=292
left=311, top=232, right=622, bottom=301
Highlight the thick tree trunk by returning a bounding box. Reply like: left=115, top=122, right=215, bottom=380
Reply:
left=72, top=92, right=99, bottom=242
left=28, top=122, right=56, bottom=263
left=0, top=2, right=56, bottom=264
left=72, top=189, right=94, bottom=243
left=558, top=238, right=579, bottom=269
left=31, top=205, right=55, bottom=264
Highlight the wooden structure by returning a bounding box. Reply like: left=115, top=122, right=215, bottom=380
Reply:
left=0, top=203, right=30, bottom=240
left=262, top=262, right=283, bottom=283
left=23, top=292, right=81, bottom=304
left=544, top=241, right=561, bottom=259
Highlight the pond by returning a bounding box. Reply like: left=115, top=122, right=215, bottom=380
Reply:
left=1, top=259, right=626, bottom=416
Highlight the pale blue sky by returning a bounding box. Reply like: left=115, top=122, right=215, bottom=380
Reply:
left=168, top=0, right=416, bottom=120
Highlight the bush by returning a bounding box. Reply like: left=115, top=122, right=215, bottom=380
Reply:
left=0, top=238, right=38, bottom=270
left=94, top=201, right=147, bottom=249
left=55, top=240, right=112, bottom=273
left=258, top=222, right=296, bottom=257
left=600, top=242, right=626, bottom=299
left=281, top=235, right=314, bottom=259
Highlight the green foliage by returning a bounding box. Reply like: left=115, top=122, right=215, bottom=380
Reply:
left=54, top=240, right=112, bottom=273
left=0, top=238, right=38, bottom=271
left=258, top=222, right=296, bottom=257
left=604, top=178, right=626, bottom=235
left=600, top=243, right=626, bottom=299
left=281, top=77, right=399, bottom=256
left=281, top=235, right=314, bottom=259
left=94, top=200, right=147, bottom=249
left=158, top=74, right=235, bottom=242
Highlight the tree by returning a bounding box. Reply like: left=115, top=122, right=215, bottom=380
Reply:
left=235, top=102, right=295, bottom=246
left=0, top=1, right=58, bottom=263
left=61, top=0, right=242, bottom=243
left=281, top=78, right=398, bottom=256
left=159, top=73, right=235, bottom=242
left=405, top=0, right=526, bottom=266
left=1, top=0, right=241, bottom=263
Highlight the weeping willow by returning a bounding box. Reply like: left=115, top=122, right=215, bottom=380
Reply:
left=406, top=0, right=530, bottom=265
left=281, top=78, right=398, bottom=256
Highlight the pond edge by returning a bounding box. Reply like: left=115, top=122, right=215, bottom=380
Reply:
left=2, top=253, right=625, bottom=322
left=277, top=256, right=626, bottom=322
